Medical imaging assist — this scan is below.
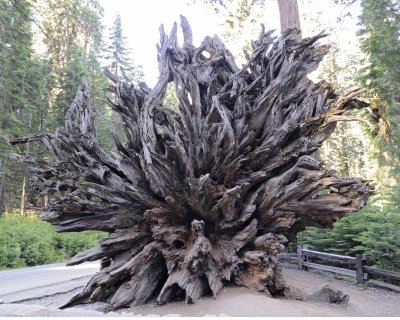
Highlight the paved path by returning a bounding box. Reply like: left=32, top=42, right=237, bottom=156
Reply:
left=0, top=261, right=99, bottom=302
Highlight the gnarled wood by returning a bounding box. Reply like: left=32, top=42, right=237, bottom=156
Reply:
left=10, top=17, right=373, bottom=309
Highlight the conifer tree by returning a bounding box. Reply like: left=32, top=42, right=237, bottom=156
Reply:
left=39, top=0, right=106, bottom=130
left=358, top=0, right=400, bottom=177
left=0, top=0, right=45, bottom=212
left=0, top=0, right=110, bottom=212
left=104, top=14, right=143, bottom=83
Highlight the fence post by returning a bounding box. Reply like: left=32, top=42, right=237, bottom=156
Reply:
left=356, top=254, right=365, bottom=284
left=297, top=244, right=303, bottom=270
left=303, top=245, right=309, bottom=271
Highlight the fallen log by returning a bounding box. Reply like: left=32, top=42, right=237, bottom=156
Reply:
left=10, top=16, right=373, bottom=309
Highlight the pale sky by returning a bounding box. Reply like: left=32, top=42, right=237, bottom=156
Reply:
left=98, top=0, right=360, bottom=87
left=98, top=0, right=223, bottom=86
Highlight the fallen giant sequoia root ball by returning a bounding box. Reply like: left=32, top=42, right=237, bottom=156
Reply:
left=11, top=16, right=373, bottom=309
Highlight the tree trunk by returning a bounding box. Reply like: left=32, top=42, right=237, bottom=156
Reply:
left=278, top=0, right=301, bottom=34
left=20, top=175, right=27, bottom=214
left=0, top=159, right=6, bottom=216
left=10, top=17, right=373, bottom=310
left=20, top=112, right=32, bottom=214
left=44, top=194, right=49, bottom=209
left=277, top=0, right=321, bottom=160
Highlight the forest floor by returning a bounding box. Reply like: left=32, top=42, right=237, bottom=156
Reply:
left=7, top=265, right=399, bottom=317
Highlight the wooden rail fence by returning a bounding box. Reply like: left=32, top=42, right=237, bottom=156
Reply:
left=277, top=245, right=400, bottom=293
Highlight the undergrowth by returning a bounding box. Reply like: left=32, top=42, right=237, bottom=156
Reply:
left=0, top=212, right=107, bottom=269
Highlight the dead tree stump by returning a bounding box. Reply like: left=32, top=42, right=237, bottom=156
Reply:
left=11, top=17, right=373, bottom=309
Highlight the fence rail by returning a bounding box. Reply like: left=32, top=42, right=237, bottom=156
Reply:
left=278, top=245, right=400, bottom=293
left=301, top=249, right=357, bottom=264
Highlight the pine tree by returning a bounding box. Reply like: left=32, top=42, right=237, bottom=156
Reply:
left=358, top=0, right=400, bottom=179
left=0, top=0, right=111, bottom=212
left=299, top=198, right=400, bottom=271
left=104, top=14, right=143, bottom=83
left=39, top=0, right=106, bottom=131
left=0, top=0, right=46, bottom=212
left=290, top=1, right=400, bottom=269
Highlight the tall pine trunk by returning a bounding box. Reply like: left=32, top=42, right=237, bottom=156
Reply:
left=19, top=113, right=32, bottom=214
left=0, top=159, right=6, bottom=216
left=277, top=0, right=301, bottom=34
left=20, top=175, right=27, bottom=214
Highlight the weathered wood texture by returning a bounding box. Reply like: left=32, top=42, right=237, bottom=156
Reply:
left=364, top=266, right=400, bottom=281
left=355, top=254, right=365, bottom=284
left=287, top=247, right=400, bottom=287
left=302, top=249, right=357, bottom=264
left=368, top=280, right=400, bottom=293
left=302, top=261, right=358, bottom=278
left=297, top=245, right=303, bottom=270
left=10, top=17, right=373, bottom=309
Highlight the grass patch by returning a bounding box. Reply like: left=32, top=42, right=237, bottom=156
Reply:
left=0, top=212, right=107, bottom=270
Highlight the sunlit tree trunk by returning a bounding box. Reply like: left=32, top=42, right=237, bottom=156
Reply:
left=44, top=194, right=49, bottom=209
left=0, top=159, right=6, bottom=216
left=20, top=175, right=27, bottom=214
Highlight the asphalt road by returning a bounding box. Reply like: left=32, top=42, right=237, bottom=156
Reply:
left=0, top=261, right=100, bottom=296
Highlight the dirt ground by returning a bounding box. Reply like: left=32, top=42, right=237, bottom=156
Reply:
left=22, top=266, right=400, bottom=317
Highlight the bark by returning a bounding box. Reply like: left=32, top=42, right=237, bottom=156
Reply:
left=278, top=0, right=301, bottom=34
left=20, top=113, right=33, bottom=214
left=0, top=159, right=6, bottom=215
left=44, top=194, right=49, bottom=208
left=10, top=17, right=373, bottom=309
left=20, top=175, right=27, bottom=214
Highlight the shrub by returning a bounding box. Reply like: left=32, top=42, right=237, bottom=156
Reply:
left=297, top=203, right=400, bottom=271
left=54, top=231, right=106, bottom=257
left=0, top=213, right=107, bottom=269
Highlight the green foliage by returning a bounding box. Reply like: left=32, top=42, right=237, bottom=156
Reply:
left=52, top=47, right=88, bottom=126
left=298, top=191, right=400, bottom=271
left=358, top=0, right=400, bottom=177
left=0, top=0, right=133, bottom=211
left=104, top=14, right=143, bottom=83
left=40, top=0, right=106, bottom=131
left=0, top=213, right=106, bottom=269
left=163, top=83, right=180, bottom=112
left=296, top=0, right=400, bottom=273
left=54, top=229, right=106, bottom=258
left=358, top=0, right=400, bottom=102
left=0, top=0, right=47, bottom=212
left=322, top=122, right=370, bottom=178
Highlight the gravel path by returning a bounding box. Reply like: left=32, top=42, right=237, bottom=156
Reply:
left=10, top=266, right=400, bottom=317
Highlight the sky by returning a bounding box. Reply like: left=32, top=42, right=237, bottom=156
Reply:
left=98, top=0, right=361, bottom=87
left=98, top=0, right=226, bottom=87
